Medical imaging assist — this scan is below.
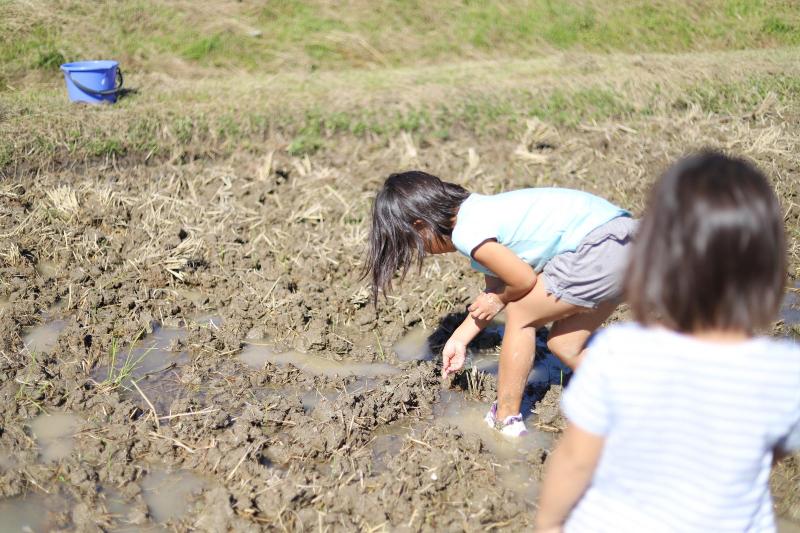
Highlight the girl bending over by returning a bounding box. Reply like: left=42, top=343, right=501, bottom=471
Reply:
left=364, top=171, right=635, bottom=436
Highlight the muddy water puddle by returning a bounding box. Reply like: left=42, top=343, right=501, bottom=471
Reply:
left=0, top=491, right=71, bottom=532
left=370, top=422, right=414, bottom=473
left=0, top=476, right=204, bottom=530
left=23, top=318, right=68, bottom=354
left=21, top=300, right=71, bottom=354
left=393, top=328, right=434, bottom=361
left=93, top=326, right=190, bottom=413
left=92, top=317, right=220, bottom=413
left=140, top=468, right=208, bottom=524
left=99, top=467, right=208, bottom=531
left=240, top=341, right=401, bottom=378
left=387, top=325, right=559, bottom=505
left=100, top=487, right=163, bottom=533
left=0, top=491, right=150, bottom=533
left=0, top=467, right=207, bottom=532
left=368, top=389, right=552, bottom=505
left=434, top=390, right=552, bottom=507
left=28, top=412, right=83, bottom=462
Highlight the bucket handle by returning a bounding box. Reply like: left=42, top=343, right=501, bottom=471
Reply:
left=66, top=68, right=124, bottom=96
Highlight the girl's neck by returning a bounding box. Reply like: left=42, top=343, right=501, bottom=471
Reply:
left=689, top=328, right=751, bottom=344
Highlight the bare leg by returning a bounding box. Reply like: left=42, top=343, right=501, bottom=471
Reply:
left=547, top=301, right=617, bottom=370
left=496, top=323, right=537, bottom=422
left=496, top=281, right=583, bottom=421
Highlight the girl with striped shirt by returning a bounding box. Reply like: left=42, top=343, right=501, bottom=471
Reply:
left=536, top=152, right=800, bottom=532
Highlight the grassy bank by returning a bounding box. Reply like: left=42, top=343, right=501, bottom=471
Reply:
left=2, top=47, right=799, bottom=173
left=2, top=0, right=800, bottom=88
left=3, top=1, right=799, bottom=172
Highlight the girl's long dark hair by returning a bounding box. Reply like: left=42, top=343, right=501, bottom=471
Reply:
left=363, top=171, right=470, bottom=304
left=626, top=151, right=786, bottom=332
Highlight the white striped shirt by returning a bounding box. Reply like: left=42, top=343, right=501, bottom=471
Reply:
left=562, top=324, right=800, bottom=533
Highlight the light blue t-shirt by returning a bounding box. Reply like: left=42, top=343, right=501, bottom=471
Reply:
left=450, top=188, right=628, bottom=275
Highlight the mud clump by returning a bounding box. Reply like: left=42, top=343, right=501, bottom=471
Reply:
left=532, top=385, right=568, bottom=432
left=314, top=425, right=532, bottom=531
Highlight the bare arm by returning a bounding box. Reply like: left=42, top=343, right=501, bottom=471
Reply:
left=472, top=241, right=536, bottom=304
left=453, top=275, right=504, bottom=340
left=448, top=311, right=489, bottom=345
left=535, top=423, right=605, bottom=530
left=441, top=275, right=503, bottom=376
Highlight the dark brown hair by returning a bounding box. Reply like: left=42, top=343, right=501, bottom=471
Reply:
left=627, top=151, right=786, bottom=332
left=363, top=171, right=470, bottom=303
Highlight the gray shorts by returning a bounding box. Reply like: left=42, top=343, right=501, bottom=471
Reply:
left=541, top=216, right=638, bottom=308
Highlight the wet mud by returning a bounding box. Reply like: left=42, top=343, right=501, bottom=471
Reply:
left=1, top=127, right=798, bottom=530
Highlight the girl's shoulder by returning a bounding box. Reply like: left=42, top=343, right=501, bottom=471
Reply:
left=582, top=323, right=653, bottom=367
left=590, top=322, right=654, bottom=347
left=588, top=325, right=800, bottom=400
left=594, top=323, right=800, bottom=367
left=751, top=333, right=800, bottom=360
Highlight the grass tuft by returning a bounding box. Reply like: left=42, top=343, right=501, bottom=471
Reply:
left=100, top=336, right=151, bottom=390
left=182, top=33, right=223, bottom=62
left=35, top=47, right=66, bottom=70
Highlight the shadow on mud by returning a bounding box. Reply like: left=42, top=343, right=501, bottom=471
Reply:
left=420, top=310, right=572, bottom=419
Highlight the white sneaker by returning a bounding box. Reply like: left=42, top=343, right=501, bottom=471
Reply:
left=484, top=401, right=528, bottom=437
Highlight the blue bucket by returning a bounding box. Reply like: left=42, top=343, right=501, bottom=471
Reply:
left=60, top=60, right=124, bottom=104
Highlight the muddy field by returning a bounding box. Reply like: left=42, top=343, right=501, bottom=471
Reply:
left=1, top=86, right=800, bottom=531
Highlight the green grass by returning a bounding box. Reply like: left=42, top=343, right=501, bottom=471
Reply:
left=182, top=34, right=224, bottom=62
left=373, top=331, right=386, bottom=362
left=102, top=336, right=150, bottom=390
left=528, top=87, right=632, bottom=125
left=2, top=0, right=800, bottom=87
left=679, top=74, right=800, bottom=114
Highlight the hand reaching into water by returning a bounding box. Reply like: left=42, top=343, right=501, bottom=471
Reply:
left=441, top=337, right=467, bottom=377
left=468, top=291, right=505, bottom=321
